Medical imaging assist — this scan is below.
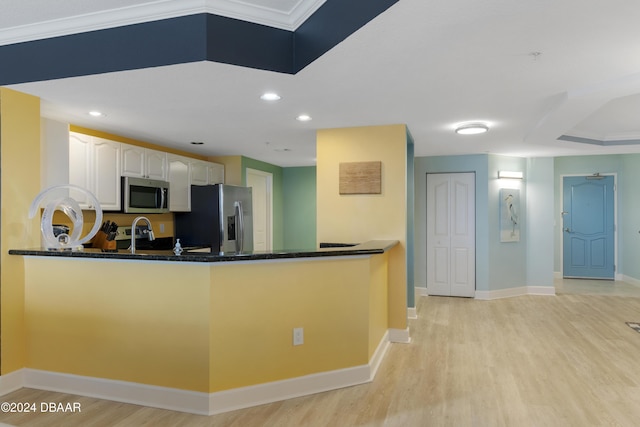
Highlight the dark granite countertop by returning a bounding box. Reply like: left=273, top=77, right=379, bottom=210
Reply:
left=9, top=240, right=399, bottom=263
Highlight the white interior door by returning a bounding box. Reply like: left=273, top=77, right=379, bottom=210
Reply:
left=246, top=168, right=272, bottom=251
left=427, top=173, right=475, bottom=297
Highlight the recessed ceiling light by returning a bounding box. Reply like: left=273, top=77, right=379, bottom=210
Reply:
left=89, top=111, right=104, bottom=117
left=190, top=141, right=204, bottom=145
left=455, top=123, right=489, bottom=135
left=296, top=114, right=312, bottom=122
left=260, top=92, right=281, bottom=101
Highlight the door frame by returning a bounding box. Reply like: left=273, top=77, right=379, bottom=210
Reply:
left=560, top=173, right=618, bottom=280
left=246, top=168, right=273, bottom=251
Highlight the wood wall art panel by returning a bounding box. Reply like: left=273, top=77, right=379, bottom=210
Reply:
left=339, top=161, right=382, bottom=194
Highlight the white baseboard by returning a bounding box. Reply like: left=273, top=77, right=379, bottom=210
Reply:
left=408, top=307, right=417, bottom=319
left=475, top=286, right=555, bottom=300
left=0, top=369, right=24, bottom=396
left=415, top=286, right=429, bottom=297
left=1, top=332, right=395, bottom=416
left=416, top=285, right=554, bottom=300
left=555, top=271, right=625, bottom=282
left=22, top=369, right=211, bottom=415
left=389, top=328, right=411, bottom=344
left=622, top=275, right=640, bottom=286
left=369, top=331, right=391, bottom=379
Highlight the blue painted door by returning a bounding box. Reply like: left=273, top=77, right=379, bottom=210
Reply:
left=562, top=175, right=615, bottom=279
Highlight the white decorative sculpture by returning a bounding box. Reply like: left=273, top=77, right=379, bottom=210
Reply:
left=29, top=185, right=103, bottom=251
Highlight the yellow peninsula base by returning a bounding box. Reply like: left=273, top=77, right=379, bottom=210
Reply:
left=17, top=249, right=398, bottom=414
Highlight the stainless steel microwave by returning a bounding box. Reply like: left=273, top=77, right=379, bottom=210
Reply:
left=122, top=176, right=170, bottom=213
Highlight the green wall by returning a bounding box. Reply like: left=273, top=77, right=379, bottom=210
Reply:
left=240, top=157, right=317, bottom=251
left=283, top=167, right=317, bottom=250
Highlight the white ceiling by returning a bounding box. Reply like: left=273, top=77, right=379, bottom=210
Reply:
left=5, top=0, right=640, bottom=167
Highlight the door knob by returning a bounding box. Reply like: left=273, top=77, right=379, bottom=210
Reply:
left=564, top=228, right=571, bottom=233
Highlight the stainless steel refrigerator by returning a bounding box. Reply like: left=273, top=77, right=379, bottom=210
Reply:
left=175, top=184, right=253, bottom=253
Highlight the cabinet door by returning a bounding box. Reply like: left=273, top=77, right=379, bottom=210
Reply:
left=168, top=154, right=191, bottom=211
left=190, top=160, right=209, bottom=185
left=69, top=132, right=93, bottom=208
left=121, top=144, right=145, bottom=177
left=208, top=162, right=225, bottom=184
left=92, top=138, right=121, bottom=211
left=146, top=150, right=167, bottom=180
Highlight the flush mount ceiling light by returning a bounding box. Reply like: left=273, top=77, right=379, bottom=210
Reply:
left=296, top=114, right=312, bottom=122
left=89, top=110, right=105, bottom=117
left=260, top=92, right=281, bottom=101
left=498, top=170, right=523, bottom=179
left=455, top=123, right=489, bottom=135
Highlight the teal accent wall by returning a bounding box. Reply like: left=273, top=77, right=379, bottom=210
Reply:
left=414, top=154, right=489, bottom=291
left=241, top=156, right=284, bottom=250
left=414, top=154, right=546, bottom=293
left=525, top=157, right=555, bottom=288
left=406, top=131, right=415, bottom=308
left=621, top=154, right=640, bottom=281
left=283, top=167, right=317, bottom=250
left=488, top=155, right=527, bottom=290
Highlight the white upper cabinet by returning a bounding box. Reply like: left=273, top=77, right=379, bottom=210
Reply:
left=168, top=157, right=225, bottom=211
left=190, top=159, right=209, bottom=186
left=69, top=132, right=121, bottom=211
left=167, top=154, right=191, bottom=212
left=121, top=144, right=167, bottom=180
left=191, top=159, right=225, bottom=185
left=43, top=125, right=223, bottom=213
left=208, top=162, right=225, bottom=184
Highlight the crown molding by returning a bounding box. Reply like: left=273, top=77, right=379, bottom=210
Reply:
left=0, top=0, right=326, bottom=46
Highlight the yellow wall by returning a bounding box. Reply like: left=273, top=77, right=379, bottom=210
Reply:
left=52, top=211, right=175, bottom=240
left=21, top=254, right=389, bottom=393
left=24, top=258, right=211, bottom=391
left=316, top=125, right=408, bottom=330
left=368, top=252, right=388, bottom=358
left=209, top=258, right=371, bottom=391
left=208, top=155, right=242, bottom=186
left=0, top=88, right=41, bottom=374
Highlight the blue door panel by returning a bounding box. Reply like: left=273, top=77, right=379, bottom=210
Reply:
left=563, top=176, right=615, bottom=279
left=590, top=238, right=606, bottom=268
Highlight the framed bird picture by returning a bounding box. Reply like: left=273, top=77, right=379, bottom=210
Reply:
left=500, top=188, right=520, bottom=242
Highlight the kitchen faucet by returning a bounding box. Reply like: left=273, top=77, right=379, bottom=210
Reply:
left=130, top=216, right=155, bottom=254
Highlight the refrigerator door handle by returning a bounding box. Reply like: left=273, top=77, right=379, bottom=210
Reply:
left=234, top=201, right=243, bottom=253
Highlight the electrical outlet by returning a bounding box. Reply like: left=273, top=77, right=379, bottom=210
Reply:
left=293, top=327, right=304, bottom=346
left=159, top=223, right=165, bottom=233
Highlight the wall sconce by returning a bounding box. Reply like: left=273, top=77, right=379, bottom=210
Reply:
left=498, top=171, right=523, bottom=179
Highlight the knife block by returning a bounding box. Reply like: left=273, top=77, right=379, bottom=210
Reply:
left=92, top=231, right=117, bottom=252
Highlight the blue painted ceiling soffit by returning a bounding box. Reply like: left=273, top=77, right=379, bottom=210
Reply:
left=0, top=0, right=398, bottom=85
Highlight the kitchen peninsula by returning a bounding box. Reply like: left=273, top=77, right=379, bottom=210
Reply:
left=9, top=240, right=398, bottom=415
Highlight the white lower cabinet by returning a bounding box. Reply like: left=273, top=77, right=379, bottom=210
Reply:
left=69, top=132, right=121, bottom=211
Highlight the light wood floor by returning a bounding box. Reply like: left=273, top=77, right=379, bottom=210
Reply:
left=3, top=280, right=640, bottom=426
